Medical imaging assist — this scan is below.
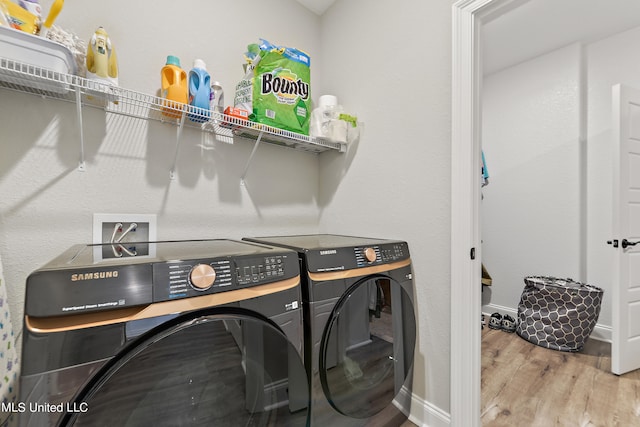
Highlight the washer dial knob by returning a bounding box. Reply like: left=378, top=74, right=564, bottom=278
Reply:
left=364, top=247, right=377, bottom=263
left=190, top=264, right=216, bottom=290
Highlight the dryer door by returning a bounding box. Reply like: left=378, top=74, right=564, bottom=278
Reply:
left=319, top=275, right=416, bottom=418
left=60, top=311, right=309, bottom=426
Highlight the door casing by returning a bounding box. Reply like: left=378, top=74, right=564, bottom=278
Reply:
left=451, top=1, right=529, bottom=426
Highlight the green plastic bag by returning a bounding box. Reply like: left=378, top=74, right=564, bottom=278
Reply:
left=235, top=39, right=311, bottom=135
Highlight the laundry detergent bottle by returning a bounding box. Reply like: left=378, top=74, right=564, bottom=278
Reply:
left=86, top=27, right=118, bottom=86
left=187, top=59, right=211, bottom=123
left=161, top=55, right=188, bottom=119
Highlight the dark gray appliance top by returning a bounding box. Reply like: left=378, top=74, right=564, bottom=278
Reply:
left=244, top=234, right=400, bottom=251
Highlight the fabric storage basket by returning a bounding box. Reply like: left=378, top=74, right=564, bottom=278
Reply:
left=516, top=276, right=603, bottom=352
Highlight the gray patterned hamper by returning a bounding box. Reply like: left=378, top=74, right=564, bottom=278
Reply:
left=516, top=276, right=603, bottom=352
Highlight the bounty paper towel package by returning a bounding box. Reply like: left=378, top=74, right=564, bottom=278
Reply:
left=234, top=39, right=311, bottom=135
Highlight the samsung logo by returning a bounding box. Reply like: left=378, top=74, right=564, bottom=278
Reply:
left=71, top=271, right=119, bottom=281
left=319, top=250, right=337, bottom=255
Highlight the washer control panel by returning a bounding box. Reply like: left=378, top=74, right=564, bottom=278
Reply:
left=235, top=254, right=286, bottom=286
left=25, top=240, right=300, bottom=317
left=153, top=254, right=291, bottom=301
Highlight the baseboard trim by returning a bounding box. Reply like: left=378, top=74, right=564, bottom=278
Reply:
left=401, top=386, right=450, bottom=427
left=482, top=303, right=612, bottom=343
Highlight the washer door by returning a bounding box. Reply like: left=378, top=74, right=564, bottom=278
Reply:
left=319, top=275, right=416, bottom=418
left=61, top=310, right=309, bottom=426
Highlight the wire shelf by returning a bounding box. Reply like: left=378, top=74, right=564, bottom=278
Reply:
left=0, top=57, right=346, bottom=154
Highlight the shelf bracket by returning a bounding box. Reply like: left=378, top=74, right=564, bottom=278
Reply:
left=240, top=131, right=264, bottom=186
left=74, top=86, right=86, bottom=171
left=169, top=111, right=187, bottom=180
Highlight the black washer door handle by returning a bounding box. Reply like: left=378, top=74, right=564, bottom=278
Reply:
left=622, top=239, right=640, bottom=249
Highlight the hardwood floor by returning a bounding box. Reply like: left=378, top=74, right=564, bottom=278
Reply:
left=482, top=327, right=640, bottom=426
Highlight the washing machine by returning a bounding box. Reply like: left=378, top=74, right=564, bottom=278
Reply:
left=19, top=239, right=309, bottom=427
left=244, top=235, right=416, bottom=427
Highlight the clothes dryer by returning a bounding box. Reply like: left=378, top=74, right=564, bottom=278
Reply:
left=19, top=239, right=308, bottom=427
left=244, top=235, right=416, bottom=427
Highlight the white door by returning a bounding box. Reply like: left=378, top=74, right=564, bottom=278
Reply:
left=611, top=84, right=640, bottom=375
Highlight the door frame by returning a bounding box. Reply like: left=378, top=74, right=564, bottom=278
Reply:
left=450, top=0, right=528, bottom=425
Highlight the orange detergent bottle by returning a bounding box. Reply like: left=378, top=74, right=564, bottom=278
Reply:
left=161, top=55, right=187, bottom=118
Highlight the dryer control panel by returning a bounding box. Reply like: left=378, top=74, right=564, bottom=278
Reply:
left=153, top=254, right=294, bottom=301
left=354, top=243, right=407, bottom=267
left=307, top=241, right=410, bottom=273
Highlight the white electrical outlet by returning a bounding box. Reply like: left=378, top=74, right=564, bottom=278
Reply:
left=93, top=214, right=157, bottom=259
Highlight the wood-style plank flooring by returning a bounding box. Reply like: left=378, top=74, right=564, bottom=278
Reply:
left=482, top=327, right=640, bottom=426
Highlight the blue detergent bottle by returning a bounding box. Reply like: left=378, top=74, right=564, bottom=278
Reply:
left=188, top=59, right=211, bottom=123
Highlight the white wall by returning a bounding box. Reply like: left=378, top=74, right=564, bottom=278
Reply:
left=1, top=0, right=322, bottom=349
left=318, top=0, right=453, bottom=422
left=482, top=25, right=640, bottom=336
left=481, top=44, right=582, bottom=314
left=1, top=0, right=455, bottom=424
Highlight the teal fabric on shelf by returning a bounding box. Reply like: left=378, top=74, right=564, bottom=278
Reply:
left=481, top=150, right=490, bottom=187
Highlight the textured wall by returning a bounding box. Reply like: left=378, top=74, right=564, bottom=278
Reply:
left=481, top=44, right=582, bottom=314
left=0, top=0, right=456, bottom=423
left=0, top=0, right=322, bottom=347
left=482, top=24, right=640, bottom=334
left=318, top=0, right=454, bottom=419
